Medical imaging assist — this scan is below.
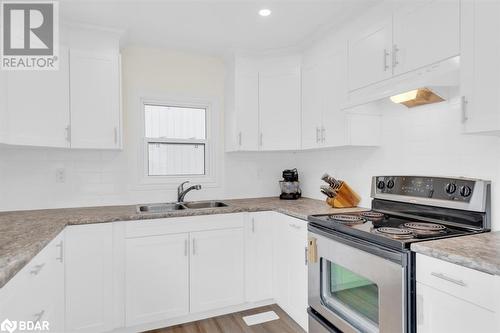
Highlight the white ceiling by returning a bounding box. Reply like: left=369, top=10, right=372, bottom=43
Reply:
left=60, top=0, right=380, bottom=55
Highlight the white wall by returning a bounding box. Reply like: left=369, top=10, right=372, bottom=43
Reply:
left=0, top=47, right=295, bottom=211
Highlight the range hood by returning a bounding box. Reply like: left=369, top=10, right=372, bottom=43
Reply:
left=343, top=56, right=459, bottom=109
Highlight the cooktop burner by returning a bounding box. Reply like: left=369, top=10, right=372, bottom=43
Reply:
left=403, top=222, right=446, bottom=232
left=360, top=211, right=385, bottom=220
left=374, top=227, right=414, bottom=239
left=327, top=214, right=366, bottom=225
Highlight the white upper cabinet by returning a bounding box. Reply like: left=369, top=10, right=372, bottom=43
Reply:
left=70, top=50, right=121, bottom=149
left=6, top=47, right=70, bottom=148
left=234, top=69, right=259, bottom=151
left=461, top=0, right=500, bottom=134
left=301, top=62, right=323, bottom=150
left=393, top=0, right=459, bottom=76
left=349, top=18, right=393, bottom=91
left=349, top=0, right=460, bottom=91
left=259, top=65, right=301, bottom=151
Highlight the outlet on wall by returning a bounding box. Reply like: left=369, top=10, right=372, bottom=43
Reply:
left=56, top=168, right=66, bottom=183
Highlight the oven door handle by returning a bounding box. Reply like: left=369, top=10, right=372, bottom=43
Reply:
left=308, top=224, right=407, bottom=265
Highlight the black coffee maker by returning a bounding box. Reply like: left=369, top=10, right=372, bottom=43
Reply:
left=279, top=169, right=302, bottom=200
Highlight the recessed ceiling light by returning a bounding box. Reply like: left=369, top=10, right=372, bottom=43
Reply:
left=259, top=9, right=272, bottom=17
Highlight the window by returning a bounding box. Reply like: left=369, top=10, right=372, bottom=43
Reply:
left=144, top=103, right=207, bottom=176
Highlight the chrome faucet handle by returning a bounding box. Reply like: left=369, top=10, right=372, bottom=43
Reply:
left=178, top=181, right=189, bottom=192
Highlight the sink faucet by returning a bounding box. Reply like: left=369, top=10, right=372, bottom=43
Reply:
left=177, top=181, right=202, bottom=203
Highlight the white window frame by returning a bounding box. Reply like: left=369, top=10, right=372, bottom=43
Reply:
left=138, top=97, right=218, bottom=187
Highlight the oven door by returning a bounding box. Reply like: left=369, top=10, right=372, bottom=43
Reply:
left=308, top=225, right=408, bottom=333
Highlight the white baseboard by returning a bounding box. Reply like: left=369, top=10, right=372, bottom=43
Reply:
left=111, top=299, right=275, bottom=333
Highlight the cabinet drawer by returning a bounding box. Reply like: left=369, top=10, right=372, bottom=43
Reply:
left=416, top=254, right=499, bottom=311
left=125, top=213, right=245, bottom=238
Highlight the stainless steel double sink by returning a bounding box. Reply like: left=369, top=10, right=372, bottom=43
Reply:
left=137, top=200, right=228, bottom=213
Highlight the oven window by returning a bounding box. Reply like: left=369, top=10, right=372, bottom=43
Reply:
left=322, top=260, right=379, bottom=332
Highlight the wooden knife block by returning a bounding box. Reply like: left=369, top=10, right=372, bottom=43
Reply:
left=326, top=182, right=361, bottom=208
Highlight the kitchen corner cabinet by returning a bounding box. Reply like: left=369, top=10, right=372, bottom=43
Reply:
left=259, top=66, right=301, bottom=151
left=69, top=50, right=121, bottom=149
left=416, top=254, right=500, bottom=333
left=460, top=0, right=500, bottom=134
left=0, top=232, right=65, bottom=332
left=225, top=56, right=301, bottom=152
left=5, top=46, right=70, bottom=148
left=245, top=212, right=274, bottom=302
left=65, top=223, right=114, bottom=332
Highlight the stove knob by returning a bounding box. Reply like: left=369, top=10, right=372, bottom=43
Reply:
left=445, top=183, right=457, bottom=195
left=387, top=180, right=395, bottom=189
left=377, top=180, right=385, bottom=190
left=460, top=185, right=472, bottom=197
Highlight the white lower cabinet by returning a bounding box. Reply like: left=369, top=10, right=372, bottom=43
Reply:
left=0, top=232, right=65, bottom=332
left=190, top=228, right=245, bottom=312
left=125, top=233, right=190, bottom=326
left=272, top=213, right=309, bottom=331
left=416, top=254, right=500, bottom=333
left=245, top=212, right=274, bottom=302
left=65, top=223, right=114, bottom=332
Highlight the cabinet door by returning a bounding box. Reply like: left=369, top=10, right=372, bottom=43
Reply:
left=235, top=71, right=259, bottom=151
left=190, top=228, right=244, bottom=313
left=349, top=19, right=393, bottom=90
left=125, top=233, right=189, bottom=326
left=301, top=63, right=323, bottom=149
left=417, top=282, right=499, bottom=333
left=393, top=0, right=459, bottom=76
left=461, top=0, right=500, bottom=133
left=259, top=68, right=301, bottom=151
left=70, top=50, right=121, bottom=149
left=322, top=49, right=348, bottom=147
left=65, top=224, right=113, bottom=332
left=245, top=213, right=274, bottom=302
left=0, top=232, right=65, bottom=331
left=6, top=46, right=70, bottom=147
left=284, top=217, right=308, bottom=331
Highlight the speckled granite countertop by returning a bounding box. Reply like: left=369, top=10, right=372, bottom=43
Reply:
left=0, top=197, right=364, bottom=289
left=411, top=231, right=500, bottom=276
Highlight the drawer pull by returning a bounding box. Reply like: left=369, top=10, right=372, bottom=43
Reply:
left=30, top=264, right=45, bottom=275
left=34, top=310, right=45, bottom=323
left=56, top=240, right=64, bottom=263
left=431, top=272, right=467, bottom=287
left=289, top=223, right=301, bottom=230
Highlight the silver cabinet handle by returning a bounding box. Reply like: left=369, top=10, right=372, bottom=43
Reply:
left=65, top=125, right=71, bottom=143
left=321, top=126, right=325, bottom=143
left=192, top=238, right=196, bottom=255
left=431, top=272, right=467, bottom=287
left=251, top=218, right=255, bottom=233
left=304, top=247, right=308, bottom=266
left=30, top=263, right=45, bottom=275
left=392, top=44, right=400, bottom=68
left=114, top=127, right=118, bottom=144
left=461, top=96, right=469, bottom=123
left=289, top=223, right=301, bottom=230
left=238, top=132, right=242, bottom=146
left=383, top=48, right=390, bottom=71
left=259, top=133, right=263, bottom=147
left=316, top=127, right=320, bottom=143
left=34, top=310, right=45, bottom=323
left=184, top=239, right=188, bottom=257
left=55, top=241, right=63, bottom=263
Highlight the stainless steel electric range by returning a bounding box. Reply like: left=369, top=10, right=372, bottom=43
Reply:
left=307, top=176, right=491, bottom=333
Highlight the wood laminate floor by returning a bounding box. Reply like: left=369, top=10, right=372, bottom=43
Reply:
left=146, top=304, right=306, bottom=333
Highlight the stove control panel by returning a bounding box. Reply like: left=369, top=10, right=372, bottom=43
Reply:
left=373, top=176, right=476, bottom=202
